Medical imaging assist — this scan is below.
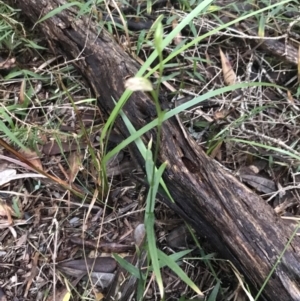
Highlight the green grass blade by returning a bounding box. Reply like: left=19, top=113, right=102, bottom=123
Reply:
left=144, top=162, right=167, bottom=298
left=143, top=0, right=293, bottom=79
left=99, top=0, right=214, bottom=143
left=35, top=2, right=83, bottom=24
left=157, top=249, right=204, bottom=297
left=207, top=280, right=221, bottom=301
left=255, top=222, right=300, bottom=300
left=145, top=213, right=164, bottom=296
left=136, top=0, right=215, bottom=77
left=112, top=254, right=141, bottom=279
left=0, top=120, right=25, bottom=149
left=105, top=82, right=276, bottom=162
left=228, top=138, right=300, bottom=161
left=106, top=107, right=174, bottom=203
left=168, top=249, right=193, bottom=261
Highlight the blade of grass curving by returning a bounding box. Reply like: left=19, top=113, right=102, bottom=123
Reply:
left=99, top=92, right=130, bottom=151
left=166, top=249, right=193, bottom=265
left=226, top=261, right=255, bottom=301
left=104, top=82, right=276, bottom=163
left=100, top=0, right=286, bottom=147
left=35, top=2, right=83, bottom=25
left=99, top=0, right=214, bottom=143
left=108, top=83, right=276, bottom=211
left=144, top=142, right=167, bottom=298
left=137, top=0, right=214, bottom=77
left=145, top=137, right=162, bottom=294
left=114, top=249, right=193, bottom=279
left=207, top=280, right=221, bottom=301
left=112, top=254, right=141, bottom=279
left=5, top=70, right=50, bottom=81
left=157, top=249, right=204, bottom=297
left=145, top=211, right=164, bottom=297
left=145, top=155, right=167, bottom=215
left=22, top=39, right=47, bottom=50
left=117, top=107, right=174, bottom=205
left=142, top=0, right=293, bottom=79
left=77, top=0, right=95, bottom=17
left=228, top=138, right=300, bottom=161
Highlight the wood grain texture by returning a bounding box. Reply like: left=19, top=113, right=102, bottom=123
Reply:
left=9, top=0, right=300, bottom=299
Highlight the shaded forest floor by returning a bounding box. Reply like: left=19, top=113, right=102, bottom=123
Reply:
left=1, top=0, right=300, bottom=300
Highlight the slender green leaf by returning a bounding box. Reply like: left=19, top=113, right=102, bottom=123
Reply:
left=113, top=254, right=141, bottom=279
left=157, top=249, right=204, bottom=297
left=145, top=213, right=164, bottom=298
left=228, top=138, right=300, bottom=161
left=35, top=2, right=83, bottom=24
left=207, top=280, right=221, bottom=301
left=143, top=0, right=293, bottom=79
left=0, top=120, right=25, bottom=149
left=105, top=82, right=276, bottom=163
left=100, top=0, right=214, bottom=143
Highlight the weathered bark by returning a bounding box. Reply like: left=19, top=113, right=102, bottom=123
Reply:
left=10, top=0, right=300, bottom=300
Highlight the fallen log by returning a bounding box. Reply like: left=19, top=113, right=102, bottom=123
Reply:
left=10, top=0, right=300, bottom=300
